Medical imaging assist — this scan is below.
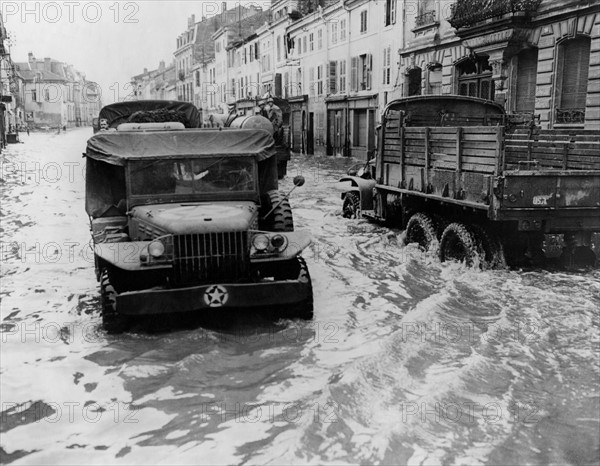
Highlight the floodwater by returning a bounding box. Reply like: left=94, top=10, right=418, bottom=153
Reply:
left=1, top=128, right=599, bottom=465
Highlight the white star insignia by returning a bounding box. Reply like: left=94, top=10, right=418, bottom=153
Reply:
left=203, top=285, right=229, bottom=307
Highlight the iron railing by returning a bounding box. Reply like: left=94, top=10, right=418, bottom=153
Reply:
left=449, top=0, right=541, bottom=29
left=415, top=10, right=437, bottom=27
left=556, top=108, right=585, bottom=124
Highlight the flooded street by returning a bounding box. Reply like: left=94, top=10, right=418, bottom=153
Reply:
left=1, top=128, right=599, bottom=465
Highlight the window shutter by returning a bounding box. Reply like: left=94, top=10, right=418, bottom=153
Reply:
left=561, top=37, right=591, bottom=110
left=516, top=48, right=538, bottom=113
left=366, top=54, right=372, bottom=90
left=391, top=0, right=397, bottom=24
left=329, top=60, right=337, bottom=94
left=275, top=73, right=282, bottom=97
left=351, top=56, right=358, bottom=92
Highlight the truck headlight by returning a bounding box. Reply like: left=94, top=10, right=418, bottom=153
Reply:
left=270, top=234, right=287, bottom=251
left=148, top=240, right=166, bottom=258
left=252, top=234, right=270, bottom=252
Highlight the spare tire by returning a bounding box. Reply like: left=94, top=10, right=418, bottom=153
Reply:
left=260, top=190, right=294, bottom=232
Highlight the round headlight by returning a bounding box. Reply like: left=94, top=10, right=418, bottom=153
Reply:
left=148, top=240, right=165, bottom=258
left=270, top=234, right=287, bottom=250
left=252, top=234, right=270, bottom=252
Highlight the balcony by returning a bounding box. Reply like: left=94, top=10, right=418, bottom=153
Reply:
left=449, top=0, right=541, bottom=30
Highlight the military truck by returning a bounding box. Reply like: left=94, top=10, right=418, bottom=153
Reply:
left=86, top=101, right=313, bottom=332
left=341, top=95, right=600, bottom=268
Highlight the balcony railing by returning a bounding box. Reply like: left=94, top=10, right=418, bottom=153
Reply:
left=449, top=0, right=541, bottom=29
left=556, top=108, right=585, bottom=124
left=415, top=10, right=437, bottom=28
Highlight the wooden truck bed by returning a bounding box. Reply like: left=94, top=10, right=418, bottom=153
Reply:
left=379, top=108, right=600, bottom=226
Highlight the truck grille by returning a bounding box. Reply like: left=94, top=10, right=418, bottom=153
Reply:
left=173, top=232, right=249, bottom=285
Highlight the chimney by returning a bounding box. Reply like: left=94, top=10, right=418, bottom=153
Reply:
left=159, top=61, right=165, bottom=71
left=28, top=52, right=34, bottom=62
left=143, top=67, right=148, bottom=74
left=222, top=2, right=227, bottom=12
left=44, top=57, right=51, bottom=72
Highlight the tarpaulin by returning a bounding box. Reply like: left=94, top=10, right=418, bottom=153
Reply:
left=86, top=129, right=276, bottom=165
left=98, top=100, right=202, bottom=128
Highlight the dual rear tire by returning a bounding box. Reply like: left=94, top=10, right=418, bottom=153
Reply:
left=403, top=212, right=505, bottom=268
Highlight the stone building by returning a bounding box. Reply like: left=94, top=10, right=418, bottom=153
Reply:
left=399, top=0, right=600, bottom=130
left=131, top=61, right=177, bottom=101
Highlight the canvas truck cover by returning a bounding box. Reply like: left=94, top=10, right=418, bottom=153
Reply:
left=98, top=100, right=202, bottom=129
left=385, top=95, right=505, bottom=127
left=85, top=129, right=276, bottom=165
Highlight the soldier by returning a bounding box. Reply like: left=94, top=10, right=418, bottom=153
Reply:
left=265, top=97, right=283, bottom=145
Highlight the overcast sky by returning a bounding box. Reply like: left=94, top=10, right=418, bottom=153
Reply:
left=4, top=1, right=270, bottom=104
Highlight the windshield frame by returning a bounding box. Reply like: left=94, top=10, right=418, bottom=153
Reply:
left=125, top=155, right=259, bottom=207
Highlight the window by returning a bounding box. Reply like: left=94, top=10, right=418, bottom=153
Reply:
left=383, top=47, right=392, bottom=85
left=416, top=0, right=436, bottom=27
left=339, top=60, right=347, bottom=93
left=297, top=38, right=302, bottom=55
left=407, top=67, right=422, bottom=96
left=515, top=49, right=538, bottom=113
left=456, top=55, right=494, bottom=100
left=351, top=54, right=372, bottom=91
left=385, top=0, right=397, bottom=26
left=340, top=19, right=347, bottom=40
left=303, top=36, right=307, bottom=54
left=317, top=65, right=324, bottom=96
left=328, top=61, right=337, bottom=94
left=309, top=33, right=314, bottom=51
left=277, top=36, right=281, bottom=62
left=196, top=70, right=201, bottom=87
left=318, top=29, right=323, bottom=49
left=427, top=64, right=442, bottom=95
left=360, top=10, right=368, bottom=33
left=556, top=36, right=590, bottom=123
left=309, top=67, right=315, bottom=97
left=331, top=22, right=338, bottom=44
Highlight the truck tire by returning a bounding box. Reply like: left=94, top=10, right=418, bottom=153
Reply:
left=404, top=213, right=439, bottom=252
left=439, top=223, right=484, bottom=267
left=342, top=192, right=361, bottom=219
left=100, top=269, right=129, bottom=334
left=284, top=257, right=314, bottom=320
left=471, top=225, right=506, bottom=269
left=260, top=190, right=294, bottom=232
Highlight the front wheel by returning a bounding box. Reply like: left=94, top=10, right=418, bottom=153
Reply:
left=342, top=192, right=360, bottom=219
left=283, top=257, right=313, bottom=320
left=100, top=270, right=130, bottom=334
left=439, top=223, right=484, bottom=267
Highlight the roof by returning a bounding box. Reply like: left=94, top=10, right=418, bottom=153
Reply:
left=14, top=63, right=67, bottom=82
left=98, top=100, right=202, bottom=128
left=86, top=129, right=276, bottom=165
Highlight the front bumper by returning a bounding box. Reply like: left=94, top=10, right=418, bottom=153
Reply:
left=116, top=278, right=311, bottom=315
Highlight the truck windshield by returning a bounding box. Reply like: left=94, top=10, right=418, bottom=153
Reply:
left=129, top=157, right=256, bottom=196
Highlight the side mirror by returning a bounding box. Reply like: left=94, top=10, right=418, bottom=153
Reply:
left=347, top=169, right=358, bottom=176
left=293, top=175, right=305, bottom=187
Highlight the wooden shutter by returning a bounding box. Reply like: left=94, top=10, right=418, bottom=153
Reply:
left=329, top=61, right=337, bottom=94
left=391, top=0, right=396, bottom=24
left=275, top=73, right=282, bottom=97
left=351, top=56, right=358, bottom=92
left=516, top=48, right=538, bottom=113
left=366, top=54, right=372, bottom=90
left=561, top=37, right=591, bottom=109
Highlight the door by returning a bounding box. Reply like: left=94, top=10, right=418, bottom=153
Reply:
left=308, top=112, right=315, bottom=155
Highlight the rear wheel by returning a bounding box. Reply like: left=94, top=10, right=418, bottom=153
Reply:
left=439, top=223, right=484, bottom=267
left=100, top=269, right=130, bottom=334
left=404, top=213, right=439, bottom=251
left=471, top=225, right=506, bottom=269
left=342, top=192, right=361, bottom=219
left=260, top=190, right=293, bottom=232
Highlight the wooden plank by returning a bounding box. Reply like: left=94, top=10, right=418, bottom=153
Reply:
left=461, top=148, right=497, bottom=158
left=424, top=127, right=430, bottom=190
left=456, top=127, right=463, bottom=183
left=399, top=127, right=405, bottom=187
left=496, top=126, right=504, bottom=173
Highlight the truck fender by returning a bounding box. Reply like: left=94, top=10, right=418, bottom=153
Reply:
left=339, top=176, right=376, bottom=210
left=95, top=241, right=170, bottom=271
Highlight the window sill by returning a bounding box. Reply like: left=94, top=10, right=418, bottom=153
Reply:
left=412, top=21, right=439, bottom=34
